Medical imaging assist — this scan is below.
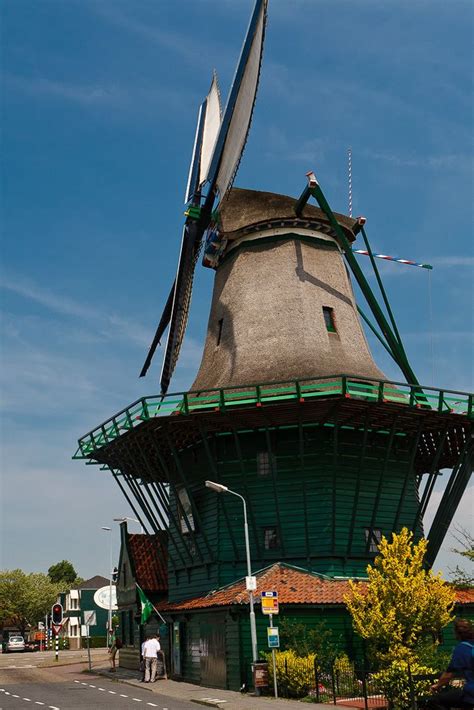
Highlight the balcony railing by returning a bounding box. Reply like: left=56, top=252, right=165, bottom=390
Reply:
left=75, top=374, right=473, bottom=459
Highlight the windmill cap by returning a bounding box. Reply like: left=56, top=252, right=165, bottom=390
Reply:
left=218, top=187, right=360, bottom=243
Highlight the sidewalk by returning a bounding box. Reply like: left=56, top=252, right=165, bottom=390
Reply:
left=92, top=663, right=330, bottom=709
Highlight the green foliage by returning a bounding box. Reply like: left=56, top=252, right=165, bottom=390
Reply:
left=81, top=636, right=107, bottom=649
left=371, top=652, right=437, bottom=710
left=345, top=528, right=455, bottom=660
left=278, top=618, right=340, bottom=662
left=264, top=650, right=317, bottom=698
left=0, top=569, right=63, bottom=634
left=345, top=529, right=455, bottom=709
left=47, top=560, right=78, bottom=585
left=450, top=527, right=474, bottom=588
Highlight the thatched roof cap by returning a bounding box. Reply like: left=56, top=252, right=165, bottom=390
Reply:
left=219, top=187, right=359, bottom=242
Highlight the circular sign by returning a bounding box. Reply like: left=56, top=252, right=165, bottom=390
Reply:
left=93, top=585, right=118, bottom=610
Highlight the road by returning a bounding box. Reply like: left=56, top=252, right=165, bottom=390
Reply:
left=0, top=661, right=203, bottom=710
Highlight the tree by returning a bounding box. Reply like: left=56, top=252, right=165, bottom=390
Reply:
left=449, top=526, right=474, bottom=588
left=0, top=569, right=63, bottom=636
left=345, top=529, right=455, bottom=709
left=47, top=560, right=78, bottom=585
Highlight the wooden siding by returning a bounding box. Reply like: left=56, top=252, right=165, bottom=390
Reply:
left=168, top=425, right=422, bottom=602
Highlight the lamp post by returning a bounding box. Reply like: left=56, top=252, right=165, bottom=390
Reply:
left=205, top=480, right=258, bottom=663
left=101, top=526, right=113, bottom=648
left=113, top=516, right=144, bottom=533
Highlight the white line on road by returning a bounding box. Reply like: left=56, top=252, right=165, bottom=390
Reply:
left=35, top=703, right=45, bottom=706
left=23, top=699, right=31, bottom=702
left=120, top=693, right=128, bottom=697
left=89, top=684, right=96, bottom=688
left=98, top=687, right=105, bottom=691
left=74, top=680, right=79, bottom=683
left=49, top=706, right=60, bottom=709
left=132, top=699, right=142, bottom=702
left=12, top=693, right=19, bottom=697
left=109, top=690, right=116, bottom=694
left=147, top=704, right=157, bottom=707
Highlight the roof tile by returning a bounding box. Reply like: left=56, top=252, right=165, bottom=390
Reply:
left=128, top=532, right=168, bottom=593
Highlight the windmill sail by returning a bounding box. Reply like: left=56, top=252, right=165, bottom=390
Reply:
left=143, top=0, right=268, bottom=393
left=184, top=74, right=222, bottom=205
left=199, top=72, right=222, bottom=190
left=206, top=0, right=268, bottom=202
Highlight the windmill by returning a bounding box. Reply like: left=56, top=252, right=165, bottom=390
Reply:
left=76, top=0, right=472, bottom=689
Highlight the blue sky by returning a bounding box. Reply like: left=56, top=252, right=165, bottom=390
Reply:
left=1, top=0, right=472, bottom=580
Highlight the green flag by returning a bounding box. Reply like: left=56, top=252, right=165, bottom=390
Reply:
left=137, top=585, right=154, bottom=624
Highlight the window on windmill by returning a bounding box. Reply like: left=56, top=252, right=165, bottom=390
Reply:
left=257, top=450, right=276, bottom=476
left=364, top=527, right=382, bottom=553
left=178, top=487, right=195, bottom=534
left=323, top=306, right=337, bottom=333
left=263, top=526, right=280, bottom=550
left=217, top=318, right=224, bottom=346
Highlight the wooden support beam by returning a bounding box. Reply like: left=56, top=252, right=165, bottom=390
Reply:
left=365, top=418, right=399, bottom=554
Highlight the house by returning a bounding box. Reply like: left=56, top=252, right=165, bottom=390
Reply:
left=155, top=563, right=474, bottom=691
left=60, top=575, right=116, bottom=650
left=116, top=521, right=168, bottom=670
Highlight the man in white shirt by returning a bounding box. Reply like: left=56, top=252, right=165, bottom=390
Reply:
left=143, top=634, right=161, bottom=683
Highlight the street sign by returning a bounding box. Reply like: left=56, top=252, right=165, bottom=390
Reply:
left=83, top=610, right=97, bottom=626
left=246, top=576, right=257, bottom=591
left=261, top=590, right=279, bottom=615
left=267, top=627, right=280, bottom=648
left=52, top=623, right=62, bottom=635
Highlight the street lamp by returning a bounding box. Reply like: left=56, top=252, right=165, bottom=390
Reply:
left=101, top=526, right=113, bottom=648
left=113, top=516, right=144, bottom=533
left=205, top=480, right=258, bottom=663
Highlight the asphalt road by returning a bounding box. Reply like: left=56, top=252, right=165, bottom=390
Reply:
left=0, top=663, right=202, bottom=710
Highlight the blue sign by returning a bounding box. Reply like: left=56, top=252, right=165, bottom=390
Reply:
left=267, top=627, right=280, bottom=648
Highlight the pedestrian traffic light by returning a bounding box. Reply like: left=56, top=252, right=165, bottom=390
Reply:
left=51, top=603, right=63, bottom=625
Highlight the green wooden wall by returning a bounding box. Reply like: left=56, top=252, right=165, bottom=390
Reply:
left=167, top=423, right=422, bottom=603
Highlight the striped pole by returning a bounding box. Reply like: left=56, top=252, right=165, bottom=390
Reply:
left=352, top=249, right=433, bottom=270
left=348, top=148, right=352, bottom=217
left=55, top=629, right=59, bottom=662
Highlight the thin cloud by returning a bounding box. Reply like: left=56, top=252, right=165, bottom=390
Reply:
left=0, top=272, right=149, bottom=347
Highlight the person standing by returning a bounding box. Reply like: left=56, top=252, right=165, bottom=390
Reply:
left=424, top=619, right=474, bottom=709
left=143, top=634, right=161, bottom=683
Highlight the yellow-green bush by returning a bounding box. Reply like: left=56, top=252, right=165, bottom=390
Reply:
left=263, top=650, right=317, bottom=698
left=371, top=654, right=436, bottom=710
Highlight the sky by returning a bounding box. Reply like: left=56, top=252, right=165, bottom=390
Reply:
left=1, top=0, right=473, bottom=581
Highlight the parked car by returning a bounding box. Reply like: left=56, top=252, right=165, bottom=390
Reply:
left=5, top=636, right=25, bottom=653
left=24, top=639, right=40, bottom=652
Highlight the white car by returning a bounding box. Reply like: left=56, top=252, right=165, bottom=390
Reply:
left=6, top=636, right=25, bottom=653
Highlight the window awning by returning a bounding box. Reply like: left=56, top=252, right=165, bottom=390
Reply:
left=69, top=616, right=79, bottom=626
left=70, top=590, right=79, bottom=599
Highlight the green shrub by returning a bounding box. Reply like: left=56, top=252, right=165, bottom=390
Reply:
left=264, top=650, right=317, bottom=698
left=81, top=636, right=107, bottom=649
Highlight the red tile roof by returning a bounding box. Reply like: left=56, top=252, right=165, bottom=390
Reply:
left=128, top=532, right=168, bottom=593
left=158, top=563, right=474, bottom=612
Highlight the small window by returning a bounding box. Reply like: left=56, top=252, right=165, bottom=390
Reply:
left=217, top=318, right=224, bottom=346
left=178, top=487, right=195, bottom=534
left=263, top=526, right=280, bottom=550
left=257, top=451, right=275, bottom=476
left=323, top=306, right=336, bottom=333
left=364, top=527, right=382, bottom=553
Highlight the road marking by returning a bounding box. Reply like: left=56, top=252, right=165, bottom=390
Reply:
left=147, top=704, right=157, bottom=707
left=81, top=682, right=88, bottom=685
left=132, top=699, right=142, bottom=703
left=74, top=680, right=80, bottom=683
left=120, top=693, right=128, bottom=697
left=12, top=694, right=19, bottom=697
left=89, top=684, right=96, bottom=688
left=23, top=699, right=31, bottom=702
left=49, top=706, right=61, bottom=709
left=35, top=703, right=45, bottom=706
left=99, top=687, right=105, bottom=691
left=109, top=690, right=117, bottom=694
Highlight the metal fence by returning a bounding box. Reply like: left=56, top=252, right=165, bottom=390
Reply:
left=270, top=656, right=433, bottom=708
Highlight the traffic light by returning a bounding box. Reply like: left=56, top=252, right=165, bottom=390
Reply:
left=51, top=603, right=63, bottom=625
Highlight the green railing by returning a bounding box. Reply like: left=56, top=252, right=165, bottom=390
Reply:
left=75, top=375, right=473, bottom=459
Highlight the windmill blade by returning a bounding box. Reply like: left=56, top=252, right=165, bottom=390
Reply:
left=205, top=0, right=268, bottom=203
left=160, top=220, right=204, bottom=394
left=147, top=0, right=268, bottom=393
left=139, top=281, right=175, bottom=378
left=199, top=72, right=222, bottom=190
left=185, top=72, right=222, bottom=204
